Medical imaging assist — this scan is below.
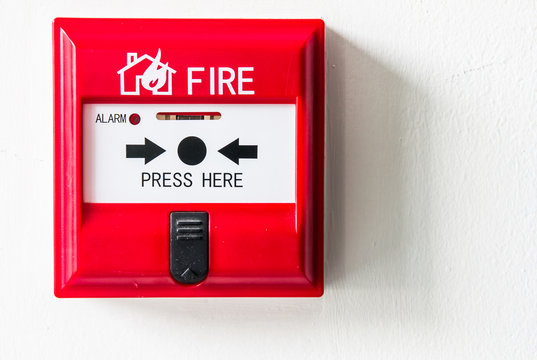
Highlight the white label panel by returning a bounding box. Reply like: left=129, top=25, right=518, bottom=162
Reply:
left=83, top=103, right=296, bottom=203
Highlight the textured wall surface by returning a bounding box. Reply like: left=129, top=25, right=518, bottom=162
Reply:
left=1, top=1, right=536, bottom=359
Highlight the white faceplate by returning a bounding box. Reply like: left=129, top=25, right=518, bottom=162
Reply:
left=82, top=103, right=296, bottom=203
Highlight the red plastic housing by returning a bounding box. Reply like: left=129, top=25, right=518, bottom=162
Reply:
left=53, top=18, right=325, bottom=297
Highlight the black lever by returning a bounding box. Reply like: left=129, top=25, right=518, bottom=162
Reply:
left=169, top=212, right=209, bottom=284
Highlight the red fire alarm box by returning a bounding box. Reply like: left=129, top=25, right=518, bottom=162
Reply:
left=53, top=18, right=325, bottom=297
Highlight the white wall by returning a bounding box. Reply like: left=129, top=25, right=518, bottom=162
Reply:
left=1, top=1, right=536, bottom=359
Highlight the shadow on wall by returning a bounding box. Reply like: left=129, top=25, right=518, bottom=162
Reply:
left=325, top=28, right=433, bottom=297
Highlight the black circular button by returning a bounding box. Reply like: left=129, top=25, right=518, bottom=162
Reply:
left=177, top=136, right=207, bottom=165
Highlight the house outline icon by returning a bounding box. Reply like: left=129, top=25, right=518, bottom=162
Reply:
left=117, top=50, right=177, bottom=95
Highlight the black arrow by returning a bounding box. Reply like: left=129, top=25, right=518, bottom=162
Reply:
left=126, top=138, right=166, bottom=164
left=218, top=138, right=258, bottom=165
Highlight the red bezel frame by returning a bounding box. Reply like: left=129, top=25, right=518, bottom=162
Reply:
left=54, top=18, right=324, bottom=297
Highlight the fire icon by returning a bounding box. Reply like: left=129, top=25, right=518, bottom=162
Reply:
left=117, top=48, right=176, bottom=95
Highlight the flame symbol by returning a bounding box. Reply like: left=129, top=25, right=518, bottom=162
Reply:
left=141, top=49, right=168, bottom=91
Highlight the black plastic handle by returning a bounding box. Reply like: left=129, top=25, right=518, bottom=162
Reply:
left=169, top=212, right=209, bottom=284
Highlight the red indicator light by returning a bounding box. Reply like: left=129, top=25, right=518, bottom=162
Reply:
left=129, top=113, right=141, bottom=125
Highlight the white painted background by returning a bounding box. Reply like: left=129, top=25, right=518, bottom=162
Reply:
left=1, top=1, right=536, bottom=359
